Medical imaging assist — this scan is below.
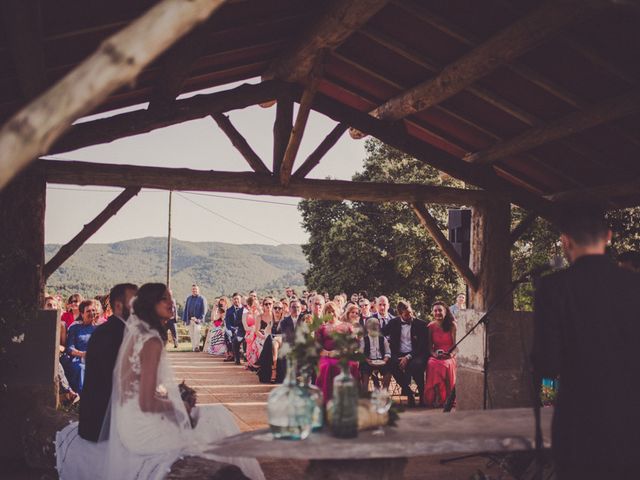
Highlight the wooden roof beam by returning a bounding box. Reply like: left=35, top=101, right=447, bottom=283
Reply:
left=37, top=159, right=490, bottom=206
left=50, top=80, right=284, bottom=155
left=510, top=212, right=537, bottom=246
left=412, top=202, right=478, bottom=289
left=211, top=113, right=270, bottom=174
left=266, top=0, right=390, bottom=83
left=1, top=0, right=46, bottom=99
left=293, top=123, right=348, bottom=179
left=44, top=187, right=141, bottom=279
left=272, top=94, right=294, bottom=176
left=0, top=0, right=227, bottom=191
left=373, top=0, right=608, bottom=121
left=466, top=89, right=640, bottom=165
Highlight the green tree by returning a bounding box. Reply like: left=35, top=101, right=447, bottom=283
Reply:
left=299, top=139, right=463, bottom=316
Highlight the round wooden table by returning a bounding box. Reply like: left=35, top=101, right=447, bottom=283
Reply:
left=206, top=407, right=553, bottom=479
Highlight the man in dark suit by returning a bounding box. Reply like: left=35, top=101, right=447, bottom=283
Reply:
left=278, top=298, right=302, bottom=343
left=78, top=283, right=138, bottom=442
left=532, top=205, right=640, bottom=478
left=224, top=292, right=245, bottom=364
left=382, top=300, right=429, bottom=407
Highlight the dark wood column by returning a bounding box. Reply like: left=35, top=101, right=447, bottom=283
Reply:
left=0, top=167, right=51, bottom=462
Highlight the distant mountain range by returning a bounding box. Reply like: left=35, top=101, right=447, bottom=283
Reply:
left=45, top=237, right=308, bottom=304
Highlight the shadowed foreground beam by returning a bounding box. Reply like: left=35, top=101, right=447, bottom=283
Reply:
left=38, top=159, right=489, bottom=206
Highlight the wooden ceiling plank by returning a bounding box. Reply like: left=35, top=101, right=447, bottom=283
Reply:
left=1, top=0, right=46, bottom=99
left=211, top=112, right=270, bottom=174
left=267, top=0, right=390, bottom=83
left=467, top=89, right=640, bottom=165
left=373, top=0, right=607, bottom=121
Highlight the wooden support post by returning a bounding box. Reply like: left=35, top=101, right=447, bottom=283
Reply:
left=280, top=75, right=320, bottom=185
left=211, top=113, right=270, bottom=174
left=0, top=0, right=227, bottom=191
left=272, top=95, right=293, bottom=176
left=44, top=187, right=141, bottom=279
left=0, top=167, right=47, bottom=460
left=294, top=123, right=348, bottom=179
left=510, top=213, right=537, bottom=245
left=412, top=203, right=478, bottom=290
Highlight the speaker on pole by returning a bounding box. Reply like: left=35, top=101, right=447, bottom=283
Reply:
left=448, top=209, right=471, bottom=266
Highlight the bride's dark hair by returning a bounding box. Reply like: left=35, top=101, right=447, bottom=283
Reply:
left=132, top=283, right=169, bottom=342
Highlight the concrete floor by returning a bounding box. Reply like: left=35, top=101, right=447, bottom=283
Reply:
left=170, top=351, right=515, bottom=480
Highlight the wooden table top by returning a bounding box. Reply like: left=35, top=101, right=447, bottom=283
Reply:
left=206, top=407, right=553, bottom=460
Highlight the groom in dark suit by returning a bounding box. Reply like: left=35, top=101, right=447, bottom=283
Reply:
left=224, top=293, right=246, bottom=364
left=382, top=300, right=429, bottom=407
left=78, top=283, right=138, bottom=442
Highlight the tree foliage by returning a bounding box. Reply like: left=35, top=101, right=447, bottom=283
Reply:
left=299, top=139, right=463, bottom=316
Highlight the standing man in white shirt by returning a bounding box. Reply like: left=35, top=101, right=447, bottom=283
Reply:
left=182, top=284, right=208, bottom=352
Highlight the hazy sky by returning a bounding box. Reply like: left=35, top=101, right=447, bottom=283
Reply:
left=45, top=79, right=368, bottom=246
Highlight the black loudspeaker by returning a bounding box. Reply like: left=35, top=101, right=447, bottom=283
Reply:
left=448, top=209, right=471, bottom=265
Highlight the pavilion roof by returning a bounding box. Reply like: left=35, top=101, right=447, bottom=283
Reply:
left=1, top=0, right=639, bottom=210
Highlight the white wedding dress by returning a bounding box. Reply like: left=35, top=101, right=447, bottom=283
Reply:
left=56, top=314, right=264, bottom=480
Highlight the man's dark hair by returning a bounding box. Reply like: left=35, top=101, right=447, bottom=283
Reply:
left=358, top=290, right=369, bottom=300
left=232, top=292, right=241, bottom=298
left=397, top=300, right=412, bottom=313
left=109, top=283, right=138, bottom=308
left=555, top=203, right=609, bottom=245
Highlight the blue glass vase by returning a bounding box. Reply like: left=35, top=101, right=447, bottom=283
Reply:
left=267, top=356, right=313, bottom=440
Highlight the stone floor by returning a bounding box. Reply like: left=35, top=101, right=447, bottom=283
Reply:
left=169, top=351, right=516, bottom=480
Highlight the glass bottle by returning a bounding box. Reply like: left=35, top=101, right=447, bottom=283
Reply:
left=300, top=368, right=323, bottom=431
left=330, top=363, right=358, bottom=438
left=267, top=355, right=313, bottom=440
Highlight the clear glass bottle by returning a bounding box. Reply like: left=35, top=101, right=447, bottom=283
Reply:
left=330, top=364, right=358, bottom=438
left=300, top=368, right=323, bottom=431
left=267, top=356, right=313, bottom=440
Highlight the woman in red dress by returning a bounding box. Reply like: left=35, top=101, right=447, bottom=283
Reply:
left=424, top=301, right=457, bottom=408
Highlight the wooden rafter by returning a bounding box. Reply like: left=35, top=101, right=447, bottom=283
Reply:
left=37, top=159, right=490, bottom=206
left=0, top=0, right=227, bottom=191
left=372, top=0, right=606, bottom=121
left=211, top=112, right=270, bottom=174
left=311, top=93, right=554, bottom=217
left=148, top=24, right=211, bottom=112
left=50, top=80, right=283, bottom=155
left=279, top=73, right=320, bottom=185
left=411, top=202, right=478, bottom=289
left=1, top=0, right=46, bottom=100
left=44, top=187, right=141, bottom=279
left=510, top=213, right=537, bottom=246
left=294, top=123, right=348, bottom=179
left=267, top=0, right=390, bottom=83
left=466, top=89, right=640, bottom=165
left=272, top=94, right=294, bottom=176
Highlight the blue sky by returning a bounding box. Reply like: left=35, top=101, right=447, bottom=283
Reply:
left=45, top=80, right=368, bottom=246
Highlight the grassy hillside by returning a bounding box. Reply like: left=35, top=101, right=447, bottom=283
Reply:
left=45, top=237, right=307, bottom=304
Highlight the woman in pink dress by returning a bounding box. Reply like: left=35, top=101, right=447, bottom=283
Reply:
left=243, top=296, right=260, bottom=370
left=424, top=301, right=457, bottom=408
left=315, top=301, right=360, bottom=404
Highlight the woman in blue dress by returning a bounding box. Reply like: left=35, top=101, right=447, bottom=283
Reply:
left=64, top=300, right=98, bottom=393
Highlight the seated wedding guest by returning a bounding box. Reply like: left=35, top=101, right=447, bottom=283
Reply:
left=382, top=300, right=428, bottom=408
left=61, top=293, right=82, bottom=329
left=315, top=302, right=360, bottom=404
left=359, top=317, right=391, bottom=392
left=424, top=301, right=457, bottom=408
left=57, top=283, right=264, bottom=480
left=64, top=299, right=99, bottom=393
left=278, top=299, right=302, bottom=342
left=342, top=303, right=363, bottom=335
left=372, top=295, right=393, bottom=330
left=45, top=296, right=78, bottom=405
left=204, top=297, right=228, bottom=356
left=243, top=296, right=262, bottom=370
left=95, top=294, right=112, bottom=325
left=79, top=283, right=138, bottom=441
left=310, top=294, right=325, bottom=319
left=299, top=299, right=308, bottom=314
left=358, top=298, right=372, bottom=329
left=449, top=293, right=466, bottom=318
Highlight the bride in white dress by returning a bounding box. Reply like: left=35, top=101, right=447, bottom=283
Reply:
left=56, top=283, right=264, bottom=480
